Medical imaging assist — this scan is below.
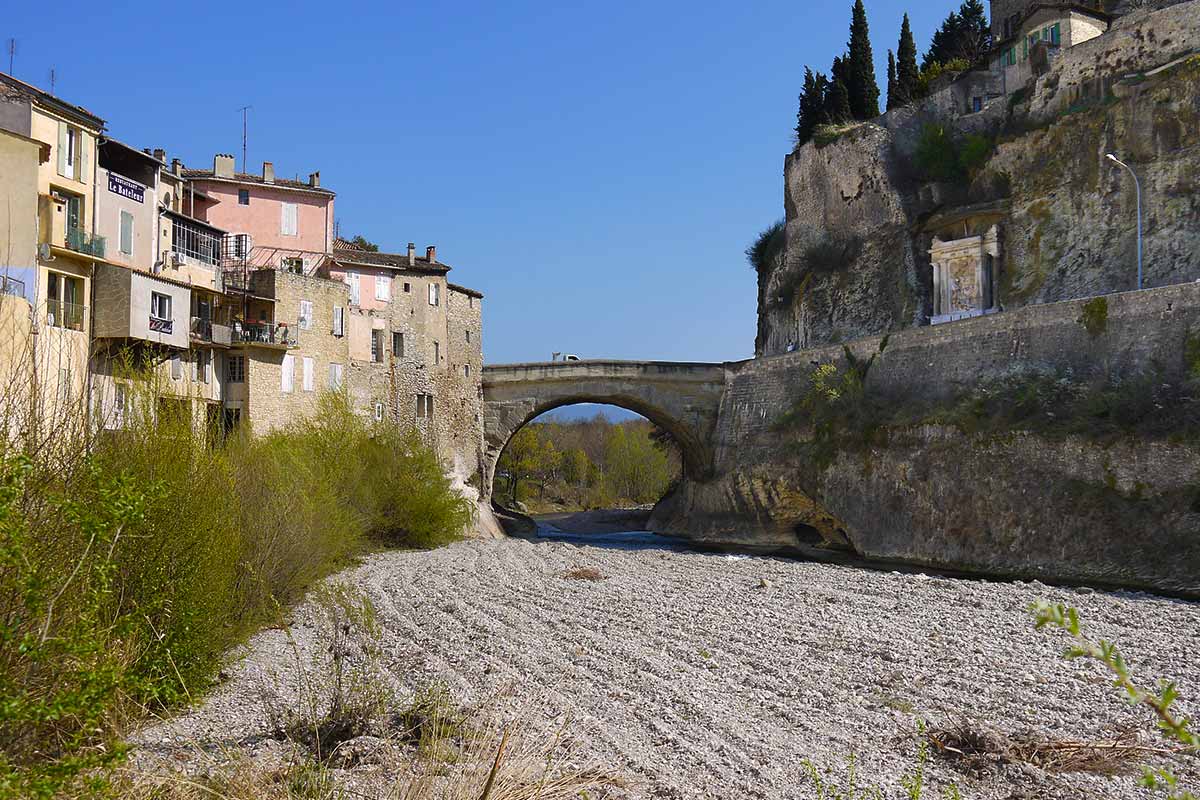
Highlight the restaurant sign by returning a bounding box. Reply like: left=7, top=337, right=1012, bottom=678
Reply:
left=108, top=173, right=145, bottom=203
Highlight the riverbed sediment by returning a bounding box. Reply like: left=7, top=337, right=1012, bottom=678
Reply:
left=132, top=535, right=1200, bottom=799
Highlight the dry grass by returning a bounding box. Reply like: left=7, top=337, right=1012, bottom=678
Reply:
left=928, top=719, right=1186, bottom=776
left=562, top=566, right=605, bottom=582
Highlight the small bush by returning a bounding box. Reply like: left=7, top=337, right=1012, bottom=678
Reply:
left=1078, top=296, right=1108, bottom=339
left=802, top=231, right=863, bottom=275
left=563, top=566, right=605, bottom=581
left=746, top=220, right=786, bottom=275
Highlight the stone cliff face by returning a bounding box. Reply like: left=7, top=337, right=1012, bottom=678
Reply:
left=759, top=2, right=1200, bottom=355
left=652, top=284, right=1200, bottom=594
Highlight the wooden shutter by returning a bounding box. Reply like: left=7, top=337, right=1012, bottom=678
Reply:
left=282, top=355, right=294, bottom=393
left=56, top=122, right=68, bottom=176
left=333, top=306, right=344, bottom=336
left=120, top=211, right=133, bottom=255
left=303, top=357, right=314, bottom=391
left=79, top=134, right=88, bottom=184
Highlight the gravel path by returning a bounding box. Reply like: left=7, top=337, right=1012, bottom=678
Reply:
left=134, top=536, right=1200, bottom=799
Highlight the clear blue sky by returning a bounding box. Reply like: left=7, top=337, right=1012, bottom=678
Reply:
left=5, top=0, right=955, bottom=364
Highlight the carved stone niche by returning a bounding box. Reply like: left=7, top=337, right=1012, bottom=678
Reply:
left=929, top=224, right=1001, bottom=325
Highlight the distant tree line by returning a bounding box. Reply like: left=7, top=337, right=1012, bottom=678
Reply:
left=495, top=414, right=679, bottom=512
left=796, top=0, right=992, bottom=147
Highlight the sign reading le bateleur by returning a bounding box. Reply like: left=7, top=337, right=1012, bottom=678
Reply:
left=108, top=173, right=144, bottom=203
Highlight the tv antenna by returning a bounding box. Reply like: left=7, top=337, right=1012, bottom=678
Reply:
left=6, top=39, right=15, bottom=75
left=237, top=105, right=251, bottom=174
left=48, top=68, right=55, bottom=94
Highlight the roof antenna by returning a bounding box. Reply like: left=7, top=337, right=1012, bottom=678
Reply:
left=6, top=39, right=15, bottom=75
left=237, top=105, right=251, bottom=174
left=48, top=67, right=55, bottom=95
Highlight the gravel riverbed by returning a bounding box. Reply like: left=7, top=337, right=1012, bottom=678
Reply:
left=132, top=536, right=1200, bottom=799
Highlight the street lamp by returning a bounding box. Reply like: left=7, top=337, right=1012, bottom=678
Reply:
left=1106, top=153, right=1143, bottom=291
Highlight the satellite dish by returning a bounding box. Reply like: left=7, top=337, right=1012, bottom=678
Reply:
left=37, top=243, right=53, bottom=262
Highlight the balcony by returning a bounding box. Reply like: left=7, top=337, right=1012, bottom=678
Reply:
left=66, top=227, right=106, bottom=258
left=234, top=321, right=297, bottom=348
left=47, top=300, right=87, bottom=332
left=191, top=316, right=233, bottom=346
left=0, top=277, right=26, bottom=298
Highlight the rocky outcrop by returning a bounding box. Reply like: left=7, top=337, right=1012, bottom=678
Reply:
left=759, top=1, right=1200, bottom=355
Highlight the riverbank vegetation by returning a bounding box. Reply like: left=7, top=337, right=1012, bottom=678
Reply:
left=0, top=367, right=471, bottom=798
left=494, top=413, right=679, bottom=514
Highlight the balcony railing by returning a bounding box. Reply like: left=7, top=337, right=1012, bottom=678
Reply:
left=191, top=316, right=233, bottom=346
left=66, top=227, right=106, bottom=258
left=0, top=276, right=26, bottom=298
left=47, top=300, right=86, bottom=331
left=234, top=321, right=297, bottom=347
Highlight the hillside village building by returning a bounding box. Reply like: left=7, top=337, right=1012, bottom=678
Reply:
left=0, top=72, right=487, bottom=491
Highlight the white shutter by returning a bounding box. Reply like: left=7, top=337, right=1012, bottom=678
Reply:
left=428, top=283, right=438, bottom=306
left=375, top=274, right=391, bottom=301
left=79, top=134, right=88, bottom=184
left=281, top=203, right=298, bottom=236
left=328, top=362, right=343, bottom=390
left=299, top=300, right=313, bottom=330
left=57, top=122, right=68, bottom=177
left=119, top=211, right=133, bottom=255
left=171, top=354, right=182, bottom=380
left=302, top=357, right=314, bottom=391
left=281, top=354, right=294, bottom=393
left=347, top=272, right=360, bottom=305
left=332, top=306, right=344, bottom=336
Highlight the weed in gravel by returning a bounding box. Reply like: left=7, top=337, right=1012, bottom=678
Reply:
left=393, top=682, right=467, bottom=761
left=928, top=718, right=1150, bottom=775
left=563, top=566, right=605, bottom=581
left=803, top=727, right=961, bottom=800
left=265, top=584, right=394, bottom=763
left=1033, top=602, right=1198, bottom=799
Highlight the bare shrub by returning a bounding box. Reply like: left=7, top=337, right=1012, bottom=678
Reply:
left=563, top=566, right=605, bottom=581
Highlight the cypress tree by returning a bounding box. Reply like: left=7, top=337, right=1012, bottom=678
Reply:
left=924, top=0, right=991, bottom=70
left=795, top=67, right=831, bottom=147
left=896, top=13, right=920, bottom=105
left=826, top=77, right=852, bottom=124
left=886, top=50, right=897, bottom=111
left=846, top=0, right=880, bottom=120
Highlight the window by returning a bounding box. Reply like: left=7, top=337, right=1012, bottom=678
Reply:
left=170, top=354, right=182, bottom=381
left=233, top=233, right=252, bottom=259
left=332, top=306, right=344, bottom=336
left=416, top=394, right=434, bottom=419
left=281, top=354, right=294, bottom=393
left=433, top=340, right=439, bottom=364
left=375, top=274, right=391, bottom=301
left=151, top=292, right=172, bottom=322
left=346, top=272, right=360, bottom=305
left=465, top=329, right=471, bottom=343
left=370, top=330, right=384, bottom=363
left=373, top=403, right=384, bottom=422
left=119, top=210, right=134, bottom=256
left=46, top=271, right=83, bottom=330
left=299, top=300, right=313, bottom=330
left=428, top=283, right=440, bottom=306
left=283, top=257, right=304, bottom=274
left=1049, top=23, right=1061, bottom=45
left=464, top=364, right=471, bottom=378
left=328, top=362, right=344, bottom=390
left=227, top=355, right=246, bottom=383
left=112, top=383, right=127, bottom=429
left=281, top=202, right=298, bottom=236
left=972, top=96, right=983, bottom=113
left=302, top=357, right=314, bottom=392
left=193, top=350, right=210, bottom=384
left=403, top=282, right=411, bottom=293
left=392, top=331, right=404, bottom=358
left=238, top=189, right=250, bottom=205
left=58, top=122, right=82, bottom=180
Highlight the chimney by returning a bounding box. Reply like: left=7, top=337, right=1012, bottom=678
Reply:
left=426, top=245, right=437, bottom=264
left=308, top=171, right=320, bottom=187
left=171, top=158, right=182, bottom=176
left=214, top=153, right=235, bottom=178
left=143, top=148, right=152, bottom=155
left=407, top=243, right=415, bottom=266
left=153, top=148, right=166, bottom=163
left=262, top=161, right=274, bottom=184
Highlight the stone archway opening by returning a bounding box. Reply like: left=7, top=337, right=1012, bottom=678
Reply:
left=490, top=401, right=686, bottom=524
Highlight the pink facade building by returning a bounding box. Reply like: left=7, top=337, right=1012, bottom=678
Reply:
left=183, top=154, right=334, bottom=274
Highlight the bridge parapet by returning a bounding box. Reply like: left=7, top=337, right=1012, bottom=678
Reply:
left=481, top=360, right=728, bottom=498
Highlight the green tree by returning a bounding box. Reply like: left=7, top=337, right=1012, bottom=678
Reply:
left=846, top=0, right=880, bottom=120
left=896, top=13, right=920, bottom=106
left=348, top=234, right=379, bottom=252
left=603, top=425, right=672, bottom=504
left=886, top=50, right=898, bottom=111
left=826, top=76, right=853, bottom=125
left=795, top=68, right=830, bottom=147
left=498, top=427, right=542, bottom=505
left=923, top=0, right=990, bottom=70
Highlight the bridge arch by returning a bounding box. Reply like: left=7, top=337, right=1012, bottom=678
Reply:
left=481, top=361, right=727, bottom=503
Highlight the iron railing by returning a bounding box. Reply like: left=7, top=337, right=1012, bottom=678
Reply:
left=66, top=228, right=106, bottom=258
left=191, top=316, right=233, bottom=346
left=47, top=300, right=86, bottom=331
left=0, top=276, right=26, bottom=298
left=234, top=321, right=296, bottom=347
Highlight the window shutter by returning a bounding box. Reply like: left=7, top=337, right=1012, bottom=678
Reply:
left=282, top=354, right=294, bottom=393
left=120, top=211, right=133, bottom=255
left=171, top=354, right=182, bottom=380
left=280, top=203, right=298, bottom=236
left=79, top=135, right=88, bottom=184
left=191, top=355, right=198, bottom=381
left=303, top=357, right=314, bottom=391
left=333, top=306, right=344, bottom=336
left=280, top=204, right=287, bottom=235
left=57, top=122, right=68, bottom=176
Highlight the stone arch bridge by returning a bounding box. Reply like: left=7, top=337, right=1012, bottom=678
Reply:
left=481, top=360, right=727, bottom=495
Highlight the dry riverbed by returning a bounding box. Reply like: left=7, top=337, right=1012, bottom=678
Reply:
left=132, top=536, right=1200, bottom=799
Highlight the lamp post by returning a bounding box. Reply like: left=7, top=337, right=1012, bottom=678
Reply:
left=1106, top=153, right=1143, bottom=291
